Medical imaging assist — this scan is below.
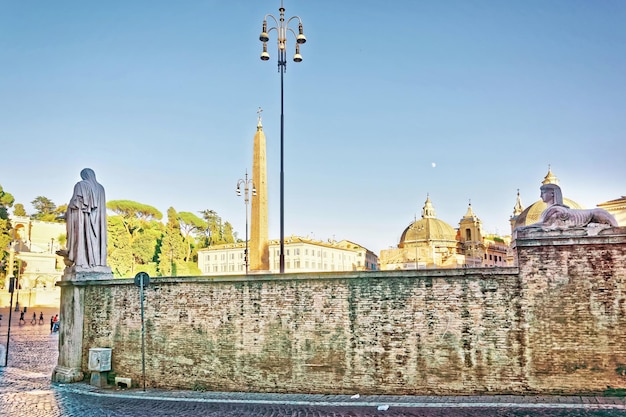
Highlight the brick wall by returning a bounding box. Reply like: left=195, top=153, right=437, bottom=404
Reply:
left=66, top=229, right=626, bottom=395
left=514, top=228, right=626, bottom=393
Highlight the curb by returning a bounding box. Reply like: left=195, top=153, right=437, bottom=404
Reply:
left=54, top=384, right=626, bottom=410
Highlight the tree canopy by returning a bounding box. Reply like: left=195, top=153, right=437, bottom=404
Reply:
left=13, top=203, right=27, bottom=217
left=0, top=189, right=238, bottom=279
left=107, top=200, right=163, bottom=222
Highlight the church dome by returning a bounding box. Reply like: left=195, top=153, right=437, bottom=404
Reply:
left=512, top=168, right=584, bottom=228
left=399, top=196, right=457, bottom=247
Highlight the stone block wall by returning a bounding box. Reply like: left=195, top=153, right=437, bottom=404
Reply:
left=60, top=229, right=626, bottom=395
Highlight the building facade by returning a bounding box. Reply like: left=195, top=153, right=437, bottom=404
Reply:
left=198, top=236, right=378, bottom=275
left=380, top=196, right=513, bottom=271
left=3, top=215, right=65, bottom=294
left=597, top=196, right=626, bottom=227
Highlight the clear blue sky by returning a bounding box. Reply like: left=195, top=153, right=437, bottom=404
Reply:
left=1, top=1, right=624, bottom=255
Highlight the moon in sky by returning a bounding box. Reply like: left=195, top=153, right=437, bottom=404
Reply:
left=431, top=162, right=436, bottom=168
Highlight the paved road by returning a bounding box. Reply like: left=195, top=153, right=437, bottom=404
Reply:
left=1, top=305, right=625, bottom=416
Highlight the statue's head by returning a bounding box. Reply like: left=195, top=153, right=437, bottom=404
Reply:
left=80, top=168, right=96, bottom=181
left=540, top=183, right=564, bottom=206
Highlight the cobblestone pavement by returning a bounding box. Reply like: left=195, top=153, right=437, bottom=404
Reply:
left=1, top=305, right=625, bottom=416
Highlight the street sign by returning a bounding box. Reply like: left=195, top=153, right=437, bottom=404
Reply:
left=134, top=272, right=150, bottom=287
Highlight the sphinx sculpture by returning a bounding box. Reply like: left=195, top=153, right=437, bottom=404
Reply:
left=517, top=183, right=617, bottom=232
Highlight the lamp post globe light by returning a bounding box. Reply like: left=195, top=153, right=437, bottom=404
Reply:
left=236, top=171, right=256, bottom=274
left=259, top=0, right=306, bottom=274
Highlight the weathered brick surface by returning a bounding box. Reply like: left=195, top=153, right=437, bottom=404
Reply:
left=70, top=230, right=626, bottom=395
left=515, top=229, right=626, bottom=393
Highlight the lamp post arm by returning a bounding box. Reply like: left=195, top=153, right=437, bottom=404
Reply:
left=264, top=14, right=279, bottom=27
left=286, top=27, right=297, bottom=39
left=286, top=16, right=303, bottom=26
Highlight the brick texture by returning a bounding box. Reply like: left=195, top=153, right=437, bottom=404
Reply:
left=72, top=230, right=626, bottom=395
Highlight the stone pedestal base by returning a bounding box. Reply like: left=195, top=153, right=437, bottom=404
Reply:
left=90, top=371, right=109, bottom=387
left=52, top=366, right=84, bottom=383
left=62, top=266, right=113, bottom=281
left=54, top=269, right=114, bottom=384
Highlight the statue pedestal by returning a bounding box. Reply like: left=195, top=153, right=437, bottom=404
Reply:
left=62, top=266, right=113, bottom=281
left=52, top=268, right=114, bottom=384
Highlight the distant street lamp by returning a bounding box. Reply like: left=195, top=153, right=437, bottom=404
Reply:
left=236, top=171, right=256, bottom=274
left=259, top=0, right=307, bottom=273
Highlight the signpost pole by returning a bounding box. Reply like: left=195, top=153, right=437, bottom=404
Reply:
left=134, top=272, right=149, bottom=392
left=3, top=277, right=15, bottom=367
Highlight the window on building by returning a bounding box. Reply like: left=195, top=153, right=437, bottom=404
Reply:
left=294, top=260, right=300, bottom=268
left=466, top=229, right=472, bottom=240
left=295, top=248, right=300, bottom=256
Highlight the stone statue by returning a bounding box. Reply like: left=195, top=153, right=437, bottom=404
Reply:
left=57, top=168, right=108, bottom=269
left=517, top=183, right=618, bottom=231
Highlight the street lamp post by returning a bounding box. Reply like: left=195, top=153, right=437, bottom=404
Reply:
left=236, top=171, right=256, bottom=274
left=259, top=0, right=307, bottom=273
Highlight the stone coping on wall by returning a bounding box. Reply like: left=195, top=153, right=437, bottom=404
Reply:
left=512, top=226, right=626, bottom=248
left=55, top=267, right=520, bottom=287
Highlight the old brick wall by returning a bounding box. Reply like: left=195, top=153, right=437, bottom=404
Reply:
left=79, top=269, right=524, bottom=395
left=70, top=229, right=626, bottom=395
left=515, top=228, right=626, bottom=393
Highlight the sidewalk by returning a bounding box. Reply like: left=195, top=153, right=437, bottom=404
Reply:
left=56, top=381, right=626, bottom=411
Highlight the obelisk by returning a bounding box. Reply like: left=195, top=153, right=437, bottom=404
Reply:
left=250, top=108, right=269, bottom=271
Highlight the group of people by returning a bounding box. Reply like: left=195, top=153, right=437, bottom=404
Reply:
left=15, top=309, right=58, bottom=332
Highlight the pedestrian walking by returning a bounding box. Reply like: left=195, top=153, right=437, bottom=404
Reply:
left=50, top=315, right=54, bottom=332
left=52, top=314, right=59, bottom=332
left=39, top=312, right=44, bottom=324
left=31, top=311, right=37, bottom=324
left=19, top=311, right=25, bottom=325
